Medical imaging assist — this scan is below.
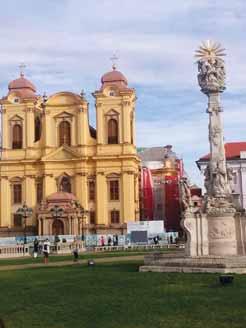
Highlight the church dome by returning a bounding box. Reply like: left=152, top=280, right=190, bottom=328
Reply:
left=101, top=66, right=128, bottom=89
left=8, top=73, right=37, bottom=99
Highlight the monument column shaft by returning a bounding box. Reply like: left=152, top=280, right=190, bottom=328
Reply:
left=207, top=92, right=228, bottom=194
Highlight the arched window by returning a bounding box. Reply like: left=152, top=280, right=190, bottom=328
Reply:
left=13, top=183, right=22, bottom=204
left=108, top=119, right=118, bottom=144
left=34, top=117, right=41, bottom=142
left=60, top=176, right=72, bottom=193
left=12, top=124, right=22, bottom=149
left=59, top=121, right=71, bottom=146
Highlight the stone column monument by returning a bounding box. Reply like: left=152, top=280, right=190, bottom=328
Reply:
left=140, top=41, right=246, bottom=273
left=195, top=40, right=237, bottom=256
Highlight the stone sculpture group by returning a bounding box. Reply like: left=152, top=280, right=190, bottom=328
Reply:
left=140, top=41, right=246, bottom=273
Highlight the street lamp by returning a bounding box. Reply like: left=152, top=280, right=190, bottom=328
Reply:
left=72, top=201, right=89, bottom=242
left=50, top=205, right=64, bottom=240
left=16, top=202, right=33, bottom=244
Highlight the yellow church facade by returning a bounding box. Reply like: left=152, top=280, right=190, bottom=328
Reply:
left=0, top=67, right=140, bottom=237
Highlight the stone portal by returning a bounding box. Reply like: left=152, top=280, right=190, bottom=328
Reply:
left=37, top=191, right=80, bottom=236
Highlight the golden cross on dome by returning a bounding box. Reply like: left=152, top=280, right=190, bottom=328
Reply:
left=110, top=53, right=118, bottom=70
left=19, top=62, right=26, bottom=77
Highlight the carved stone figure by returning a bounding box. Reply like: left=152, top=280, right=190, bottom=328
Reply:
left=210, top=126, right=221, bottom=146
left=204, top=165, right=211, bottom=194
left=226, top=166, right=234, bottom=193
left=197, top=57, right=226, bottom=93
left=180, top=178, right=192, bottom=212
left=212, top=161, right=228, bottom=196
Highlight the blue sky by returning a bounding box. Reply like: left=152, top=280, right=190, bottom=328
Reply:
left=1, top=0, right=246, bottom=186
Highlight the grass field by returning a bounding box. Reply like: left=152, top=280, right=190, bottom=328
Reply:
left=0, top=261, right=246, bottom=328
left=0, top=248, right=177, bottom=266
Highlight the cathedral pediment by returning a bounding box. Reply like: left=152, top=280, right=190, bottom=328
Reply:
left=41, top=145, right=81, bottom=161
left=53, top=111, right=73, bottom=119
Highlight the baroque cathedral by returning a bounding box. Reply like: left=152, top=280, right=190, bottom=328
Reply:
left=0, top=65, right=140, bottom=236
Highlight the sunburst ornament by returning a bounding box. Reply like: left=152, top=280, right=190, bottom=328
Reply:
left=195, top=40, right=226, bottom=60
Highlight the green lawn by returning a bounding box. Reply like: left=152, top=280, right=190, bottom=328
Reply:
left=0, top=248, right=177, bottom=266
left=0, top=261, right=246, bottom=328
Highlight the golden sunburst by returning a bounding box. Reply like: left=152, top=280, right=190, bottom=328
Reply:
left=195, top=40, right=226, bottom=60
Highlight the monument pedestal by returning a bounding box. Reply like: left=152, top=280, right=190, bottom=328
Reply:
left=207, top=214, right=237, bottom=256
left=139, top=210, right=246, bottom=274
left=140, top=254, right=246, bottom=274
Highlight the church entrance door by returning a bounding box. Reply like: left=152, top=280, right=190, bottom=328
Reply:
left=52, top=219, right=64, bottom=235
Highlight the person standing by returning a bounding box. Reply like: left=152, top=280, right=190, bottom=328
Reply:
left=33, top=238, right=39, bottom=258
left=107, top=236, right=112, bottom=246
left=43, top=239, right=50, bottom=264
left=72, top=238, right=79, bottom=262
left=100, top=235, right=105, bottom=247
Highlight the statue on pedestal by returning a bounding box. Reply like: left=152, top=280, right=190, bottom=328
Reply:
left=180, top=177, right=192, bottom=212
left=195, top=40, right=235, bottom=214
left=140, top=41, right=246, bottom=272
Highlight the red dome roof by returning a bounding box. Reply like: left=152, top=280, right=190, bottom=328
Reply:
left=101, top=68, right=128, bottom=89
left=8, top=74, right=36, bottom=92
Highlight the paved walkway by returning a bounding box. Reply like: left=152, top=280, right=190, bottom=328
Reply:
left=0, top=255, right=144, bottom=272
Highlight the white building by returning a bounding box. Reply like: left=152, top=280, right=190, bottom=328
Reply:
left=196, top=142, right=246, bottom=210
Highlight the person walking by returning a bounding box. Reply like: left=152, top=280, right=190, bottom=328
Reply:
left=43, top=239, right=50, bottom=264
left=33, top=238, right=39, bottom=258
left=72, top=238, right=79, bottom=262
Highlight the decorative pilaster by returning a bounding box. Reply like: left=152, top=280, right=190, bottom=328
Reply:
left=26, top=107, right=35, bottom=148
left=75, top=172, right=88, bottom=208
left=44, top=174, right=56, bottom=197
left=0, top=177, right=11, bottom=227
left=24, top=175, right=36, bottom=225
left=122, top=171, right=135, bottom=222
left=96, top=172, right=107, bottom=225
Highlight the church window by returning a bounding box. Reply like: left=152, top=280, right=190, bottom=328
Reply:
left=13, top=214, right=22, bottom=227
left=59, top=121, right=71, bottom=146
left=12, top=124, right=22, bottom=149
left=111, top=210, right=120, bottom=224
left=90, top=211, right=96, bottom=224
left=13, top=184, right=22, bottom=204
left=109, top=91, right=116, bottom=96
left=108, top=119, right=118, bottom=144
left=34, top=117, right=41, bottom=142
left=109, top=180, right=119, bottom=200
left=60, top=176, right=72, bottom=193
left=88, top=181, right=95, bottom=201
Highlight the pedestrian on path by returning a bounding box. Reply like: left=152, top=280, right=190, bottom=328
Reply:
left=72, top=238, right=79, bottom=262
left=33, top=238, right=39, bottom=258
left=43, top=239, right=50, bottom=264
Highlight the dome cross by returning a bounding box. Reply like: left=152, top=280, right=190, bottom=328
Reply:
left=19, top=62, right=26, bottom=77
left=110, top=53, right=119, bottom=70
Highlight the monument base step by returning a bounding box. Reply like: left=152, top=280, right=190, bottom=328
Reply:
left=139, top=254, right=246, bottom=274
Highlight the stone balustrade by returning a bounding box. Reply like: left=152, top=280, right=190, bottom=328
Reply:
left=0, top=245, right=29, bottom=257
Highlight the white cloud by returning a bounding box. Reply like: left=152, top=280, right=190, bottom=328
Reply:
left=0, top=0, right=245, bottom=186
